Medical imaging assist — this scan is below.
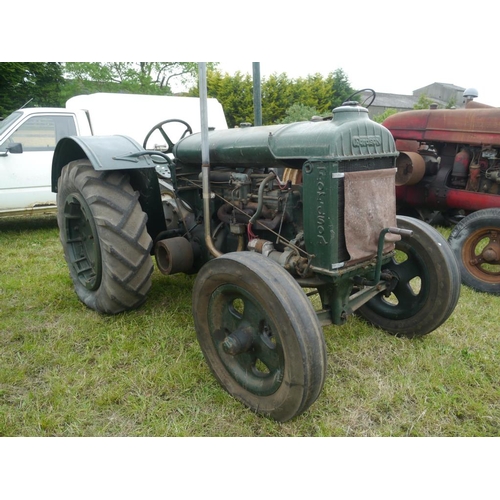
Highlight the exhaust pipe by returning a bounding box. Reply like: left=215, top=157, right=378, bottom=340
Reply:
left=155, top=237, right=194, bottom=275
left=199, top=62, right=222, bottom=258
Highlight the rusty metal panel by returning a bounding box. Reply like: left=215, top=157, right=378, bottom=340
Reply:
left=384, top=108, right=500, bottom=146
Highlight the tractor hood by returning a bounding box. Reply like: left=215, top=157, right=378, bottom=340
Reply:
left=173, top=104, right=397, bottom=169
left=383, top=107, right=500, bottom=146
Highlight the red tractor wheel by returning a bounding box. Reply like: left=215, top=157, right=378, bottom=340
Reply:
left=448, top=208, right=500, bottom=294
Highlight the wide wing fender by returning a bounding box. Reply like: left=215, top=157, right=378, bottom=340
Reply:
left=51, top=134, right=167, bottom=240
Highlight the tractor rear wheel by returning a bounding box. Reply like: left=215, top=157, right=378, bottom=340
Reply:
left=357, top=216, right=461, bottom=337
left=448, top=208, right=500, bottom=294
left=192, top=252, right=327, bottom=422
left=57, top=160, right=153, bottom=314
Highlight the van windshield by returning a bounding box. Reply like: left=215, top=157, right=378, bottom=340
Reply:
left=0, top=111, right=22, bottom=136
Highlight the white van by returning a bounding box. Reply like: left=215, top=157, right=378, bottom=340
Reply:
left=0, top=93, right=227, bottom=216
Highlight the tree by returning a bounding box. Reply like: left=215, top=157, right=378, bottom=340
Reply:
left=261, top=73, right=297, bottom=124
left=278, top=103, right=321, bottom=124
left=413, top=93, right=434, bottom=110
left=294, top=73, right=333, bottom=112
left=60, top=62, right=215, bottom=101
left=190, top=68, right=355, bottom=127
left=0, top=62, right=64, bottom=117
left=446, top=96, right=457, bottom=109
left=206, top=70, right=254, bottom=128
left=372, top=108, right=398, bottom=123
left=330, top=68, right=355, bottom=109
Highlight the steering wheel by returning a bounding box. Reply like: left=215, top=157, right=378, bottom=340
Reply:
left=143, top=119, right=193, bottom=174
left=344, top=88, right=376, bottom=108
left=143, top=119, right=193, bottom=153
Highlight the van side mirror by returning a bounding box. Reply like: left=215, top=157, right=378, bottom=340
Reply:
left=0, top=142, right=23, bottom=156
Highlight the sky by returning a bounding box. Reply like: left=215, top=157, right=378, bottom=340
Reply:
left=8, top=1, right=500, bottom=107
left=223, top=60, right=500, bottom=106
left=215, top=60, right=499, bottom=107
left=179, top=2, right=500, bottom=107
left=169, top=52, right=500, bottom=107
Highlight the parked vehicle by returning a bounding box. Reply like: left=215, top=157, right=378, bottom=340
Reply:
left=383, top=100, right=500, bottom=294
left=0, top=93, right=227, bottom=216
left=51, top=87, right=460, bottom=421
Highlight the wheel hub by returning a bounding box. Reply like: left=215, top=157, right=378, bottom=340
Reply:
left=208, top=285, right=284, bottom=396
left=465, top=229, right=500, bottom=277
left=222, top=325, right=254, bottom=355
left=482, top=246, right=499, bottom=262
left=482, top=231, right=500, bottom=263
left=63, top=193, right=102, bottom=291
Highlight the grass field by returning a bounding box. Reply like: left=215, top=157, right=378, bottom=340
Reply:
left=1, top=214, right=499, bottom=437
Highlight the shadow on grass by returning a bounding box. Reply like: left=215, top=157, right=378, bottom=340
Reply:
left=0, top=214, right=58, bottom=233
left=145, top=273, right=196, bottom=314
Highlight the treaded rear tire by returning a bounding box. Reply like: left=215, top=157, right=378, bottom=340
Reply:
left=57, top=160, right=153, bottom=314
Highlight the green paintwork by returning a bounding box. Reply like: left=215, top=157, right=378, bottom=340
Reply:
left=208, top=283, right=284, bottom=396
left=302, top=160, right=341, bottom=269
left=174, top=105, right=396, bottom=168
left=173, top=103, right=400, bottom=326
left=62, top=191, right=102, bottom=291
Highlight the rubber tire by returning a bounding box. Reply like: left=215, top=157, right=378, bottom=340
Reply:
left=357, top=216, right=461, bottom=338
left=192, top=252, right=327, bottom=422
left=57, top=160, right=153, bottom=314
left=448, top=208, right=500, bottom=294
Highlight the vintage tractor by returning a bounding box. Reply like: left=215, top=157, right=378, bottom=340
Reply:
left=383, top=102, right=500, bottom=294
left=51, top=89, right=460, bottom=422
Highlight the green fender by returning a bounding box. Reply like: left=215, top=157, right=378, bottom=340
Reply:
left=51, top=134, right=167, bottom=241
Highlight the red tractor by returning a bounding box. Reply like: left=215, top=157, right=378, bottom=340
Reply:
left=383, top=100, right=500, bottom=294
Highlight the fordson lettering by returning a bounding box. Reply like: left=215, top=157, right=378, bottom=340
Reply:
left=316, top=166, right=328, bottom=245
left=352, top=135, right=381, bottom=147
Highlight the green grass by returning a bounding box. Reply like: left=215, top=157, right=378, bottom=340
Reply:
left=1, top=215, right=499, bottom=436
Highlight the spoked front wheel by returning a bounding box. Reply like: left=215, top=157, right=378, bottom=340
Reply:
left=192, top=252, right=327, bottom=422
left=356, top=216, right=461, bottom=338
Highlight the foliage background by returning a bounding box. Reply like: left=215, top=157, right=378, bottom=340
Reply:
left=0, top=62, right=64, bottom=117
left=0, top=62, right=356, bottom=126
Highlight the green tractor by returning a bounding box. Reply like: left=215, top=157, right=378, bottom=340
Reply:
left=51, top=87, right=460, bottom=422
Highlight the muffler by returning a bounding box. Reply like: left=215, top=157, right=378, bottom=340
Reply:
left=155, top=237, right=194, bottom=275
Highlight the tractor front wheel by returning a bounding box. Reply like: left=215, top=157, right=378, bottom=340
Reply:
left=448, top=208, right=500, bottom=294
left=57, top=160, right=153, bottom=314
left=192, top=252, right=327, bottom=422
left=357, top=216, right=461, bottom=337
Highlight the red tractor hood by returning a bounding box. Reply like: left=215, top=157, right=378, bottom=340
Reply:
left=383, top=107, right=500, bottom=146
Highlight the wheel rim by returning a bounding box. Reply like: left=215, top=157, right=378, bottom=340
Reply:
left=62, top=193, right=102, bottom=291
left=207, top=284, right=285, bottom=397
left=462, top=227, right=500, bottom=284
left=364, top=243, right=430, bottom=319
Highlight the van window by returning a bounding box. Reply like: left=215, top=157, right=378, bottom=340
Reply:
left=0, top=111, right=22, bottom=135
left=1, top=115, right=77, bottom=151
